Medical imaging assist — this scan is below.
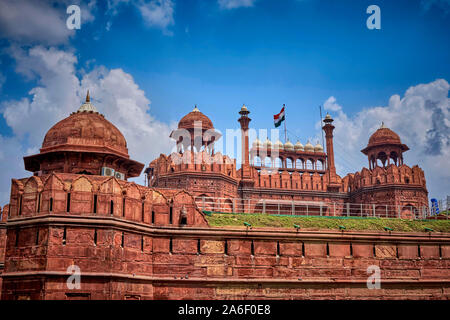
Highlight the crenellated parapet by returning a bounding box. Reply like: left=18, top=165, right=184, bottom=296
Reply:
left=250, top=167, right=343, bottom=192
left=6, top=173, right=208, bottom=228
left=146, top=151, right=239, bottom=200
left=344, top=164, right=426, bottom=192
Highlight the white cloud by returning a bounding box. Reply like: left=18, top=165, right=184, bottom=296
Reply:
left=0, top=0, right=97, bottom=45
left=218, top=0, right=257, bottom=10
left=2, top=45, right=80, bottom=146
left=323, top=96, right=342, bottom=112
left=138, top=0, right=175, bottom=35
left=0, top=45, right=174, bottom=204
left=323, top=79, right=450, bottom=200
left=105, top=0, right=174, bottom=35
left=0, top=0, right=72, bottom=45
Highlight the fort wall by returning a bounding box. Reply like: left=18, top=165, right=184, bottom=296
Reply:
left=1, top=217, right=449, bottom=299
left=1, top=174, right=448, bottom=299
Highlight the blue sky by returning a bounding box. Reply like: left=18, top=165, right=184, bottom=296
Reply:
left=0, top=0, right=449, bottom=202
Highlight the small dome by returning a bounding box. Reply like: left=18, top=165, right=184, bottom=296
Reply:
left=273, top=140, right=283, bottom=150
left=314, top=142, right=324, bottom=152
left=367, top=122, right=402, bottom=146
left=252, top=138, right=262, bottom=148
left=325, top=113, right=332, bottom=120
left=284, top=140, right=294, bottom=151
left=294, top=140, right=304, bottom=151
left=178, top=106, right=214, bottom=131
left=264, top=138, right=272, bottom=148
left=304, top=140, right=314, bottom=152
left=362, top=122, right=409, bottom=155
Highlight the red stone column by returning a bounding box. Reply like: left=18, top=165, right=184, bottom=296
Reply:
left=238, top=105, right=251, bottom=180
left=322, top=114, right=340, bottom=191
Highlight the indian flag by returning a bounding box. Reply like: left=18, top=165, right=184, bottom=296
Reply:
left=273, top=106, right=285, bottom=128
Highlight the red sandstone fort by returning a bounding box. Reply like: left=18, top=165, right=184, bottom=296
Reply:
left=0, top=92, right=448, bottom=300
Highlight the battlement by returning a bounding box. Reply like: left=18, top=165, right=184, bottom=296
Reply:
left=344, top=164, right=426, bottom=192
left=6, top=173, right=209, bottom=228
left=147, top=152, right=237, bottom=184
left=249, top=167, right=341, bottom=192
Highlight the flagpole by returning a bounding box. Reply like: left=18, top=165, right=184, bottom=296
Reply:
left=284, top=104, right=287, bottom=143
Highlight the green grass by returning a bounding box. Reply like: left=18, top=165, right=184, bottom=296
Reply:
left=205, top=212, right=450, bottom=233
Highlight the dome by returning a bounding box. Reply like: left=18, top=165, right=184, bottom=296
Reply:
left=264, top=138, right=272, bottom=148
left=24, top=92, right=144, bottom=178
left=252, top=138, right=262, bottom=148
left=362, top=122, right=409, bottom=154
left=178, top=106, right=214, bottom=131
left=294, top=140, right=304, bottom=151
left=284, top=140, right=294, bottom=151
left=42, top=100, right=128, bottom=157
left=273, top=140, right=283, bottom=150
left=314, top=142, right=324, bottom=153
left=367, top=122, right=401, bottom=146
left=304, top=140, right=314, bottom=152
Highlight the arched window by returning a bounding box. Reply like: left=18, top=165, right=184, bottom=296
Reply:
left=390, top=151, right=398, bottom=165
left=306, top=159, right=314, bottom=170
left=254, top=156, right=262, bottom=166
left=274, top=157, right=282, bottom=168
left=316, top=160, right=324, bottom=170
left=376, top=152, right=388, bottom=167
left=286, top=158, right=293, bottom=169
left=296, top=159, right=303, bottom=169
left=264, top=157, right=272, bottom=168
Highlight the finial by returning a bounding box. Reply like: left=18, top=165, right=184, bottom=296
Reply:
left=77, top=90, right=98, bottom=113
left=193, top=105, right=199, bottom=112
left=380, top=121, right=386, bottom=128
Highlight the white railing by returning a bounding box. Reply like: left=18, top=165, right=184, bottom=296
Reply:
left=195, top=196, right=449, bottom=220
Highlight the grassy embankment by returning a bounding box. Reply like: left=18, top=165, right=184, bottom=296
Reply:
left=204, top=211, right=450, bottom=233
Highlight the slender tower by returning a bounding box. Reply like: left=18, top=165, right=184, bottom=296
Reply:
left=238, top=105, right=254, bottom=187
left=322, top=113, right=340, bottom=192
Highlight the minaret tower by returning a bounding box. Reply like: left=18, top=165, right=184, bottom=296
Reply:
left=238, top=104, right=254, bottom=187
left=322, top=113, right=340, bottom=192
